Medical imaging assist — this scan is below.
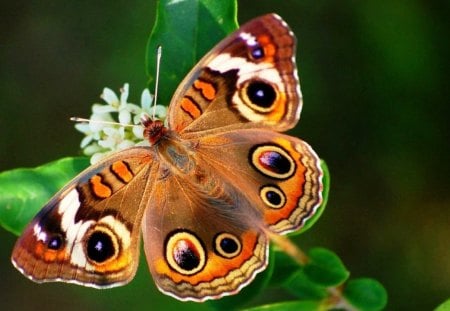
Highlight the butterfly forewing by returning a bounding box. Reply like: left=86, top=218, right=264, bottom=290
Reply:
left=167, top=14, right=302, bottom=135
left=12, top=147, right=154, bottom=288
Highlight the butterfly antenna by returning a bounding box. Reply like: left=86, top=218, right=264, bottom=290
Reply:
left=70, top=117, right=136, bottom=128
left=152, top=45, right=162, bottom=119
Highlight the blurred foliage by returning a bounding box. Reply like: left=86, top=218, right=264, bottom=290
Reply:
left=436, top=298, right=450, bottom=311
left=0, top=0, right=449, bottom=310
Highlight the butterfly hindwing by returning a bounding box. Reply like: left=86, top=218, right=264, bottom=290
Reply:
left=140, top=128, right=322, bottom=301
left=195, top=129, right=323, bottom=234
left=141, top=163, right=269, bottom=301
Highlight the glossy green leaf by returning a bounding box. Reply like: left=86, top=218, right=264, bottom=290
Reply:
left=243, top=300, right=321, bottom=311
left=269, top=246, right=302, bottom=286
left=296, top=160, right=330, bottom=235
left=146, top=0, right=238, bottom=106
left=303, top=248, right=350, bottom=287
left=344, top=278, right=388, bottom=311
left=436, top=298, right=450, bottom=311
left=0, top=157, right=89, bottom=235
left=283, top=269, right=328, bottom=300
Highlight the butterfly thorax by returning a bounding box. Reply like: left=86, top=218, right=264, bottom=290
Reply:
left=142, top=116, right=197, bottom=176
left=142, top=117, right=167, bottom=145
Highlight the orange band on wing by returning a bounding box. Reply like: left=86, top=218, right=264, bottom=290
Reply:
left=180, top=97, right=202, bottom=119
left=154, top=231, right=260, bottom=284
left=260, top=137, right=322, bottom=233
left=90, top=175, right=112, bottom=199
left=91, top=252, right=132, bottom=273
left=194, top=80, right=216, bottom=101
left=111, top=161, right=133, bottom=183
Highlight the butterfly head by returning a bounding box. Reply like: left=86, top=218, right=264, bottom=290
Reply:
left=141, top=115, right=167, bottom=145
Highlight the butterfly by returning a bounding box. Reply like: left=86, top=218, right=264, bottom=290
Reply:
left=11, top=13, right=323, bottom=302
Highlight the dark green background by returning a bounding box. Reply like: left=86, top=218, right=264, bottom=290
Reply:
left=1, top=0, right=448, bottom=310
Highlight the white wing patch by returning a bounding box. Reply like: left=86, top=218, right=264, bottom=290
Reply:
left=208, top=52, right=284, bottom=122
left=56, top=188, right=131, bottom=269
left=33, top=223, right=47, bottom=242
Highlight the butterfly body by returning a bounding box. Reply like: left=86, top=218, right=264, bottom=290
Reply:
left=12, top=14, right=323, bottom=301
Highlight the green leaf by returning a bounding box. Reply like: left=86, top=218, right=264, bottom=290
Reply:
left=344, top=278, right=388, bottom=311
left=270, top=246, right=302, bottom=286
left=436, top=298, right=450, bottom=311
left=283, top=269, right=328, bottom=300
left=243, top=300, right=321, bottom=311
left=296, top=160, right=330, bottom=235
left=303, top=248, right=350, bottom=287
left=146, top=0, right=238, bottom=106
left=0, top=157, right=89, bottom=235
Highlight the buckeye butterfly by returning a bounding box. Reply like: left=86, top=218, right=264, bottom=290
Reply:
left=11, top=13, right=323, bottom=301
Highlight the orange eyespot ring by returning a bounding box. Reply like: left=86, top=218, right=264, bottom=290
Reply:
left=165, top=230, right=206, bottom=275
left=241, top=80, right=278, bottom=113
left=214, top=233, right=242, bottom=259
left=250, top=144, right=296, bottom=180
left=84, top=225, right=119, bottom=264
left=260, top=185, right=286, bottom=209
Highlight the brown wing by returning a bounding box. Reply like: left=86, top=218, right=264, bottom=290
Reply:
left=141, top=165, right=268, bottom=301
left=167, top=14, right=302, bottom=135
left=11, top=147, right=154, bottom=288
left=196, top=129, right=324, bottom=234
left=140, top=129, right=322, bottom=301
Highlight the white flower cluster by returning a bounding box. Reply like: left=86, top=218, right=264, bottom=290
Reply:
left=75, top=83, right=167, bottom=164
